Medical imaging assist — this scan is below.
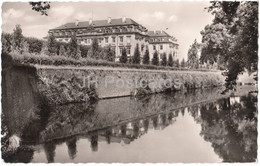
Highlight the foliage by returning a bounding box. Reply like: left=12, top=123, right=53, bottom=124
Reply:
left=152, top=51, right=159, bottom=66
left=29, top=2, right=51, bottom=16
left=59, top=45, right=67, bottom=57
left=119, top=47, right=128, bottom=63
left=132, top=44, right=141, bottom=64
left=105, top=47, right=115, bottom=62
left=201, top=1, right=258, bottom=90
left=142, top=48, right=150, bottom=65
left=1, top=33, right=13, bottom=53
left=181, top=58, right=186, bottom=68
left=187, top=39, right=200, bottom=69
left=46, top=34, right=57, bottom=56
left=25, top=37, right=43, bottom=54
left=161, top=52, right=167, bottom=66
left=68, top=34, right=78, bottom=58
left=12, top=25, right=23, bottom=52
left=174, top=59, right=180, bottom=68
left=167, top=53, right=174, bottom=67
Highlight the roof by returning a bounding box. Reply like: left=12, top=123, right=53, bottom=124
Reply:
left=148, top=30, right=171, bottom=37
left=51, top=18, right=141, bottom=30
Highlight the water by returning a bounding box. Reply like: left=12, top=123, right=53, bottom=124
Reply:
left=1, top=85, right=258, bottom=163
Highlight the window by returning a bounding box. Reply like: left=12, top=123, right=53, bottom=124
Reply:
left=105, top=37, right=108, bottom=43
left=112, top=37, right=116, bottom=43
left=141, top=45, right=144, bottom=51
left=127, top=47, right=131, bottom=54
left=120, top=47, right=123, bottom=54
left=120, top=36, right=123, bottom=42
left=160, top=54, right=163, bottom=59
left=160, top=45, right=163, bottom=50
left=111, top=47, right=116, bottom=53
left=127, top=36, right=131, bottom=43
left=153, top=45, right=156, bottom=50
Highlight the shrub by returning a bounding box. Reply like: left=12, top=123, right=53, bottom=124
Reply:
left=152, top=51, right=159, bottom=66
left=168, top=53, right=174, bottom=67
left=161, top=52, right=167, bottom=66
left=132, top=44, right=140, bottom=64
left=142, top=48, right=150, bottom=65
left=119, top=47, right=127, bottom=63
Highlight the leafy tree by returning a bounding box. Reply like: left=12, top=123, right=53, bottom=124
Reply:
left=132, top=44, right=141, bottom=64
left=119, top=47, right=127, bottom=63
left=175, top=59, right=180, bottom=68
left=187, top=39, right=200, bottom=69
left=92, top=38, right=99, bottom=57
left=181, top=58, right=186, bottom=68
left=29, top=2, right=51, bottom=16
left=68, top=34, right=78, bottom=58
left=167, top=53, right=174, bottom=67
left=142, top=48, right=150, bottom=65
left=1, top=33, right=13, bottom=53
left=202, top=1, right=258, bottom=90
left=59, top=45, right=67, bottom=56
left=21, top=40, right=30, bottom=53
left=152, top=51, right=159, bottom=66
left=104, top=47, right=115, bottom=62
left=26, top=37, right=43, bottom=54
left=161, top=52, right=167, bottom=66
left=13, top=24, right=23, bottom=52
left=75, top=46, right=81, bottom=59
left=46, top=34, right=57, bottom=56
left=80, top=45, right=89, bottom=58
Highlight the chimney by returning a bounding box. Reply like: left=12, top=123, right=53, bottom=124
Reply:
left=75, top=20, right=79, bottom=26
left=89, top=18, right=93, bottom=25
left=107, top=17, right=111, bottom=24
left=122, top=16, right=126, bottom=23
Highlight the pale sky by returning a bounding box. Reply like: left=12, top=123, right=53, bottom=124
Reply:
left=1, top=1, right=214, bottom=60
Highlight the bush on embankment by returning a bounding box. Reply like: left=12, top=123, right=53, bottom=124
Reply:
left=6, top=51, right=219, bottom=72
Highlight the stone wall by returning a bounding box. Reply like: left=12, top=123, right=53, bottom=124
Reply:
left=34, top=65, right=225, bottom=104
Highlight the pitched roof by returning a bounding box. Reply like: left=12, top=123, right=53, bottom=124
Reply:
left=51, top=18, right=141, bottom=30
left=148, top=30, right=171, bottom=37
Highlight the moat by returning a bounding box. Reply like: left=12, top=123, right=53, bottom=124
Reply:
left=2, top=86, right=257, bottom=163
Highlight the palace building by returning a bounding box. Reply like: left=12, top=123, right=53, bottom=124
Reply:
left=148, top=30, right=179, bottom=61
left=48, top=17, right=178, bottom=61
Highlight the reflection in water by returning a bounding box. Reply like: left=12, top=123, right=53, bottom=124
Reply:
left=1, top=86, right=257, bottom=163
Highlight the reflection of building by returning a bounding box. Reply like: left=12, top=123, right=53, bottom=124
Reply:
left=48, top=17, right=178, bottom=61
left=148, top=30, right=178, bottom=61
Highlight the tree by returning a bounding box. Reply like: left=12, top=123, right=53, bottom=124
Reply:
left=167, top=54, right=174, bottom=67
left=132, top=44, right=141, bottom=64
left=181, top=58, right=186, bottom=68
left=161, top=52, right=167, bottom=66
left=2, top=33, right=13, bottom=53
left=202, top=1, right=258, bottom=90
left=187, top=39, right=200, bottom=69
left=105, top=47, right=115, bottom=62
left=68, top=34, right=78, bottom=58
left=75, top=46, right=81, bottom=59
left=92, top=38, right=99, bottom=58
left=46, top=34, right=57, bottom=56
left=59, top=45, right=67, bottom=57
left=29, top=2, right=51, bottom=16
left=142, top=48, right=150, bottom=65
left=152, top=51, right=159, bottom=66
left=174, top=59, right=180, bottom=68
left=12, top=25, right=23, bottom=52
left=119, top=47, right=127, bottom=63
left=26, top=37, right=43, bottom=54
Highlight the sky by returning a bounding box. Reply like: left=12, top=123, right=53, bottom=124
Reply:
left=1, top=1, right=214, bottom=60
